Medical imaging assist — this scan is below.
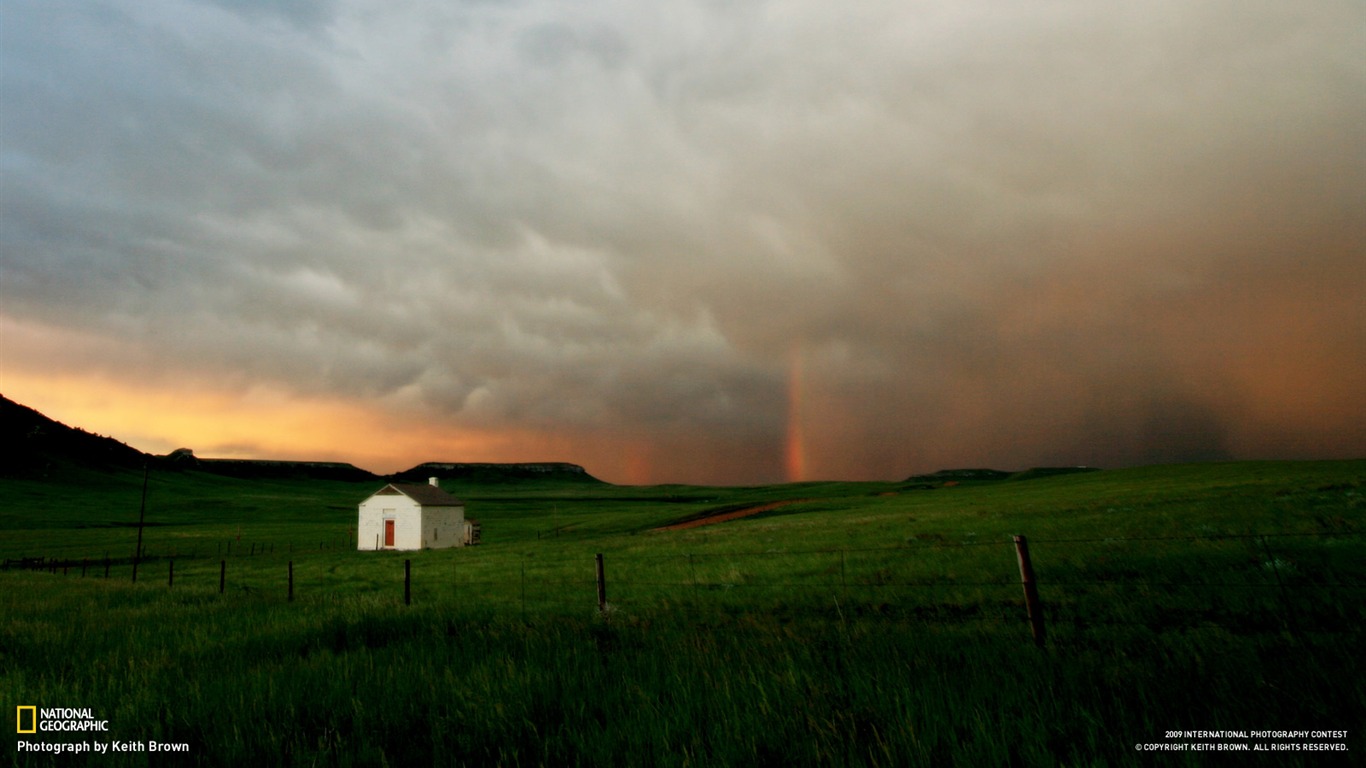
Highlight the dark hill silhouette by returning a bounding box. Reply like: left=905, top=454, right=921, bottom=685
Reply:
left=0, top=394, right=147, bottom=477
left=1, top=395, right=604, bottom=485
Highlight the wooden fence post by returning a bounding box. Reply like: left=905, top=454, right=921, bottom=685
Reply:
left=404, top=559, right=412, bottom=606
left=288, top=561, right=294, bottom=602
left=168, top=559, right=174, bottom=589
left=81, top=558, right=88, bottom=578
left=220, top=560, right=226, bottom=594
left=104, top=554, right=110, bottom=579
left=596, top=553, right=607, bottom=613
left=133, top=463, right=148, bottom=576
left=1260, top=536, right=1301, bottom=636
left=1013, top=535, right=1046, bottom=648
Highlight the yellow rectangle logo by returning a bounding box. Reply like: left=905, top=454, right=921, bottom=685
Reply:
left=16, top=706, right=36, bottom=734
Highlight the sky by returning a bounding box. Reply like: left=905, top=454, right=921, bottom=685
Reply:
left=2, top=0, right=1364, bottom=485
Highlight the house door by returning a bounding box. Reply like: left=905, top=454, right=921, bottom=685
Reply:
left=384, top=519, right=395, bottom=548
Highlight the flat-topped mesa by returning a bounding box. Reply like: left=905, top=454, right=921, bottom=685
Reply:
left=391, top=462, right=602, bottom=485
left=904, top=468, right=1013, bottom=483
left=192, top=457, right=377, bottom=482
left=902, top=466, right=1101, bottom=487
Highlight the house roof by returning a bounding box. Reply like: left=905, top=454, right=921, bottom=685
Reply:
left=371, top=483, right=465, bottom=507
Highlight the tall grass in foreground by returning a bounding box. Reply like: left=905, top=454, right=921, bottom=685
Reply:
left=3, top=570, right=1362, bottom=767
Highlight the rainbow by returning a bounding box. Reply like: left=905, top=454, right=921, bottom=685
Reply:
left=785, top=344, right=805, bottom=482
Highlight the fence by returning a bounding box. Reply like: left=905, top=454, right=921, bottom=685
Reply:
left=5, top=530, right=1362, bottom=644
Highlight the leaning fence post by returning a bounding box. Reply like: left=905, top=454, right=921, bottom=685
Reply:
left=404, top=559, right=412, bottom=606
left=1013, top=535, right=1046, bottom=647
left=219, top=560, right=226, bottom=594
left=596, top=553, right=608, bottom=613
left=1259, top=535, right=1301, bottom=637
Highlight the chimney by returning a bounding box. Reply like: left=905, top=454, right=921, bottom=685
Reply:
left=428, top=477, right=439, bottom=488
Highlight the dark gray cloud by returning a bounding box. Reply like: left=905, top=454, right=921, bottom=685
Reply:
left=3, top=0, right=1363, bottom=482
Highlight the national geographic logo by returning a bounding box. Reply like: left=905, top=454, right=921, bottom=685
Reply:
left=15, top=706, right=190, bottom=756
left=15, top=707, right=109, bottom=733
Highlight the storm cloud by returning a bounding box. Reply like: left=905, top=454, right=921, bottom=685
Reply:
left=2, top=0, right=1363, bottom=483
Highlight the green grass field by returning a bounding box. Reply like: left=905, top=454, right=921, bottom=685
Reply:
left=3, top=460, right=1363, bottom=765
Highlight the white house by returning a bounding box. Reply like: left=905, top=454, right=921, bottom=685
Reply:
left=357, top=478, right=479, bottom=551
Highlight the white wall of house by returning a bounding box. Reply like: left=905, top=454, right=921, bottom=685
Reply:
left=358, top=494, right=415, bottom=550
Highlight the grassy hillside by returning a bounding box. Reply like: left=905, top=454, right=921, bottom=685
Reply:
left=3, top=460, right=1363, bottom=765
